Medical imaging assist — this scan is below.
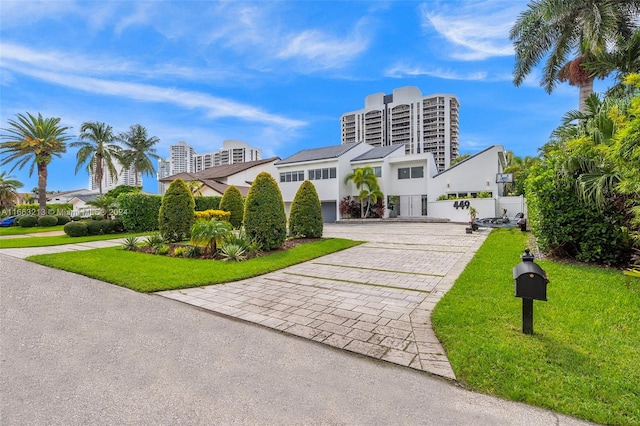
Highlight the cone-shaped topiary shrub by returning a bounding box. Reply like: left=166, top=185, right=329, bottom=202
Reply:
left=243, top=172, right=286, bottom=250
left=289, top=180, right=323, bottom=238
left=159, top=178, right=195, bottom=242
left=219, top=185, right=244, bottom=229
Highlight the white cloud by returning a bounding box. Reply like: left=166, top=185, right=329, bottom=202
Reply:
left=419, top=0, right=522, bottom=61
left=385, top=64, right=490, bottom=81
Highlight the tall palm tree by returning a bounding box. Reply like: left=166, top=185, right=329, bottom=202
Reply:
left=0, top=171, right=23, bottom=210
left=0, top=112, right=71, bottom=216
left=343, top=166, right=382, bottom=218
left=510, top=0, right=639, bottom=111
left=118, top=124, right=161, bottom=187
left=70, top=121, right=121, bottom=194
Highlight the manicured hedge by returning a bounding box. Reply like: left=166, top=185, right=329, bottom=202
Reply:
left=194, top=209, right=231, bottom=222
left=244, top=172, right=286, bottom=250
left=159, top=178, right=195, bottom=242
left=56, top=215, right=72, bottom=225
left=18, top=216, right=38, bottom=228
left=117, top=193, right=162, bottom=232
left=64, top=221, right=88, bottom=237
left=289, top=180, right=323, bottom=238
left=194, top=196, right=221, bottom=212
left=219, top=185, right=244, bottom=229
left=37, top=215, right=58, bottom=227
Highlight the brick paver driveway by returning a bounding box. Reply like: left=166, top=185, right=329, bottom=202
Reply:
left=159, top=222, right=487, bottom=379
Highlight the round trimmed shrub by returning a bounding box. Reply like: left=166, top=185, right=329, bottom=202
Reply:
left=159, top=178, right=195, bottom=242
left=99, top=219, right=114, bottom=234
left=56, top=215, right=72, bottom=225
left=91, top=214, right=102, bottom=220
left=112, top=218, right=125, bottom=233
left=86, top=220, right=103, bottom=235
left=18, top=216, right=38, bottom=228
left=243, top=172, right=286, bottom=250
left=219, top=185, right=245, bottom=229
left=289, top=180, right=323, bottom=238
left=37, top=215, right=58, bottom=227
left=71, top=216, right=82, bottom=221
left=64, top=221, right=88, bottom=237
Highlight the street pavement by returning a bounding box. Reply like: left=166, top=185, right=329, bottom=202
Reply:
left=0, top=223, right=593, bottom=425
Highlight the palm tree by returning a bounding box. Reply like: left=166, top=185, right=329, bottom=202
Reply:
left=86, top=195, right=117, bottom=219
left=187, top=180, right=204, bottom=196
left=70, top=121, right=121, bottom=194
left=118, top=124, right=161, bottom=187
left=190, top=219, right=232, bottom=256
left=343, top=166, right=382, bottom=218
left=0, top=171, right=23, bottom=210
left=0, top=112, right=71, bottom=216
left=510, top=0, right=639, bottom=111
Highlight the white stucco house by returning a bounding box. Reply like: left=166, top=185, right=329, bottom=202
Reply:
left=276, top=142, right=521, bottom=223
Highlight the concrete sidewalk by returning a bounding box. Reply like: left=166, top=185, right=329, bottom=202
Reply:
left=159, top=222, right=488, bottom=379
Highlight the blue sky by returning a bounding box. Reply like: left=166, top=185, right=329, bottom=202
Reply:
left=0, top=0, right=612, bottom=194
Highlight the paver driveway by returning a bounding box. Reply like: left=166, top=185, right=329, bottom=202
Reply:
left=159, top=222, right=487, bottom=379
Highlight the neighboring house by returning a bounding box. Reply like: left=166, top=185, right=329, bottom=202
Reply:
left=276, top=142, right=510, bottom=223
left=68, top=193, right=101, bottom=217
left=159, top=157, right=279, bottom=197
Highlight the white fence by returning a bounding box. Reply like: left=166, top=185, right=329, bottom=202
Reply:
left=427, top=196, right=527, bottom=223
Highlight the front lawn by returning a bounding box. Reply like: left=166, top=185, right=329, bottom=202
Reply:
left=0, top=232, right=148, bottom=248
left=432, top=229, right=640, bottom=425
left=28, top=238, right=361, bottom=292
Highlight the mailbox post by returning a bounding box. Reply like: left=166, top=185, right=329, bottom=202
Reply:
left=513, top=248, right=548, bottom=334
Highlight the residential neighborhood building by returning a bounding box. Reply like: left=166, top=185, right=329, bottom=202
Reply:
left=88, top=161, right=141, bottom=193
left=276, top=142, right=511, bottom=223
left=159, top=157, right=279, bottom=197
left=340, top=87, right=460, bottom=171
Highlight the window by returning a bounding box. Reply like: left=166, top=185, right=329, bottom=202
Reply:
left=398, top=166, right=424, bottom=180
left=309, top=167, right=336, bottom=180
left=279, top=171, right=304, bottom=183
left=373, top=166, right=381, bottom=177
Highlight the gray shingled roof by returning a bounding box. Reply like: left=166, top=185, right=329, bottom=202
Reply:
left=276, top=143, right=361, bottom=165
left=351, top=145, right=404, bottom=162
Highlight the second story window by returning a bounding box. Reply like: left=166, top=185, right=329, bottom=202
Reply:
left=280, top=171, right=305, bottom=183
left=309, top=167, right=336, bottom=180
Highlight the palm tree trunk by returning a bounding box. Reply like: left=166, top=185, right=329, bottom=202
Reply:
left=37, top=162, right=47, bottom=216
left=578, top=76, right=595, bottom=112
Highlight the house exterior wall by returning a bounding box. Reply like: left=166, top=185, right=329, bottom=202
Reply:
left=225, top=161, right=278, bottom=188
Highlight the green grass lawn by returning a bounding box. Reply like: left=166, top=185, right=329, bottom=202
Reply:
left=0, top=225, right=65, bottom=236
left=28, top=238, right=361, bottom=292
left=432, top=229, right=640, bottom=425
left=0, top=232, right=149, bottom=248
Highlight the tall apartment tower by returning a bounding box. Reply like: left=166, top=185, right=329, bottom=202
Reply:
left=89, top=161, right=141, bottom=192
left=170, top=141, right=196, bottom=175
left=340, top=86, right=459, bottom=171
left=157, top=159, right=170, bottom=194
left=193, top=139, right=262, bottom=172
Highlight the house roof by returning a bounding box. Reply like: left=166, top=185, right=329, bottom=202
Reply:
left=159, top=157, right=279, bottom=183
left=351, top=145, right=404, bottom=162
left=72, top=193, right=100, bottom=203
left=432, top=145, right=500, bottom=178
left=200, top=180, right=251, bottom=197
left=276, top=142, right=362, bottom=165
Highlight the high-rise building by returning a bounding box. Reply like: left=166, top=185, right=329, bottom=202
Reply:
left=157, top=139, right=262, bottom=194
left=340, top=86, right=459, bottom=171
left=89, top=161, right=141, bottom=192
left=170, top=141, right=196, bottom=175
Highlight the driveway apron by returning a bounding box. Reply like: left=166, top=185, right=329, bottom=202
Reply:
left=159, top=222, right=487, bottom=379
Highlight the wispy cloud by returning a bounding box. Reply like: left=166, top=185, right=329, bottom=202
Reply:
left=2, top=59, right=306, bottom=129
left=385, top=64, right=491, bottom=81
left=419, top=0, right=521, bottom=61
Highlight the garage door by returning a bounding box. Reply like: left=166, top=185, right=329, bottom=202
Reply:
left=321, top=202, right=337, bottom=223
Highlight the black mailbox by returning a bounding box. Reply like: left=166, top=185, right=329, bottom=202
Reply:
left=513, top=261, right=548, bottom=301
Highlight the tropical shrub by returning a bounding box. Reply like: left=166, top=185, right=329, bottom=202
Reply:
left=56, top=215, right=71, bottom=225
left=219, top=185, right=244, bottom=229
left=98, top=219, right=114, bottom=234
left=190, top=219, right=232, bottom=256
left=156, top=245, right=170, bottom=255
left=117, top=193, right=162, bottom=232
left=158, top=178, right=195, bottom=242
left=289, top=180, right=323, bottom=238
left=526, top=161, right=630, bottom=265
left=121, top=236, right=139, bottom=251
left=243, top=172, right=286, bottom=250
left=184, top=245, right=202, bottom=258
left=219, top=242, right=247, bottom=262
left=86, top=220, right=103, bottom=235
left=18, top=216, right=37, bottom=228
left=339, top=196, right=361, bottom=219
left=173, top=246, right=186, bottom=257
left=64, top=221, right=88, bottom=237
left=37, top=215, right=58, bottom=227
left=194, top=196, right=221, bottom=211
left=112, top=218, right=125, bottom=233
left=194, top=209, right=231, bottom=222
